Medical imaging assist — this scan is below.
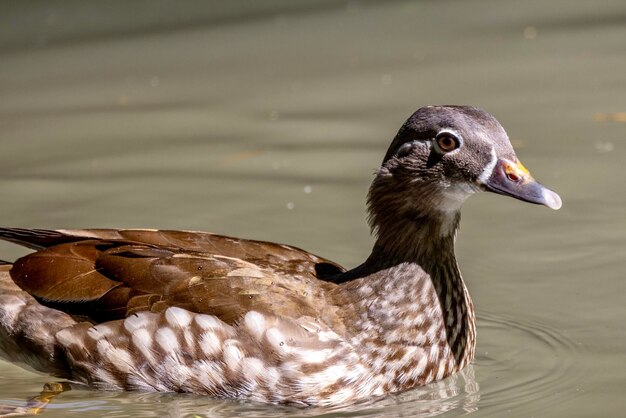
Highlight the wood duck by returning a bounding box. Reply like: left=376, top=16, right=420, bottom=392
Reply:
left=0, top=106, right=561, bottom=406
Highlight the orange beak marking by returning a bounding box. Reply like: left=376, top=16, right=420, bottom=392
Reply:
left=503, top=160, right=532, bottom=183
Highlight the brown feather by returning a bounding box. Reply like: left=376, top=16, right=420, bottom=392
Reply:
left=11, top=241, right=121, bottom=302
left=5, top=230, right=346, bottom=328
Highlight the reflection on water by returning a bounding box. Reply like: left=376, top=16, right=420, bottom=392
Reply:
left=1, top=0, right=625, bottom=417
left=0, top=367, right=480, bottom=418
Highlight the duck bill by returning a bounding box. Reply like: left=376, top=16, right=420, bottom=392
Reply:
left=482, top=159, right=562, bottom=210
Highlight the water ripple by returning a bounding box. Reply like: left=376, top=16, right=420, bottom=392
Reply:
left=473, top=312, right=588, bottom=416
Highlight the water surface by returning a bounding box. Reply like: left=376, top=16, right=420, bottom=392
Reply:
left=1, top=0, right=625, bottom=417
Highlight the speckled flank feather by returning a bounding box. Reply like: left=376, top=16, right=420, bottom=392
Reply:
left=55, top=308, right=359, bottom=405
left=0, top=106, right=559, bottom=406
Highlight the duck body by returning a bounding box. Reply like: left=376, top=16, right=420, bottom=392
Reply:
left=0, top=228, right=473, bottom=405
left=0, top=106, right=560, bottom=406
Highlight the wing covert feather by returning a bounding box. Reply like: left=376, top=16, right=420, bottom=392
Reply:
left=11, top=241, right=121, bottom=302
left=7, top=230, right=348, bottom=328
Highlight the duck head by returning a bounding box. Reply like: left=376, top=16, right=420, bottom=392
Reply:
left=368, top=105, right=561, bottom=241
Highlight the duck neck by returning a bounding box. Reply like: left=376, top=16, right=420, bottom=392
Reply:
left=368, top=208, right=460, bottom=268
left=341, top=207, right=476, bottom=367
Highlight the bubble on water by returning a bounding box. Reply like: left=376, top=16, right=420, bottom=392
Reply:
left=286, top=202, right=295, bottom=210
left=523, top=26, right=538, bottom=39
left=304, top=185, right=312, bottom=194
left=594, top=140, right=614, bottom=153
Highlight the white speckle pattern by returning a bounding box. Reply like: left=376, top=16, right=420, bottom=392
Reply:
left=244, top=311, right=266, bottom=339
left=223, top=340, right=244, bottom=371
left=131, top=328, right=155, bottom=363
left=166, top=307, right=193, bottom=328
left=155, top=327, right=180, bottom=352
left=265, top=327, right=285, bottom=350
left=124, top=313, right=152, bottom=333
left=195, top=314, right=224, bottom=331
left=199, top=331, right=221, bottom=357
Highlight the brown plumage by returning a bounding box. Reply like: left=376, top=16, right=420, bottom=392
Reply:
left=6, top=229, right=346, bottom=326
left=0, top=106, right=561, bottom=406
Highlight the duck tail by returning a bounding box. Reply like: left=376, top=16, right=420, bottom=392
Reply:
left=0, top=264, right=76, bottom=377
left=0, top=228, right=83, bottom=250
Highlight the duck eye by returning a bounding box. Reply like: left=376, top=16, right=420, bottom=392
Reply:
left=435, top=133, right=460, bottom=153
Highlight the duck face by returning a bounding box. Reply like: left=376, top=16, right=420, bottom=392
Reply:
left=379, top=105, right=561, bottom=214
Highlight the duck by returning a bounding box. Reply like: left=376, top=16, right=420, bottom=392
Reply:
left=0, top=105, right=561, bottom=407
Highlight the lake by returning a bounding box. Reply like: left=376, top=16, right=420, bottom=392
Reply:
left=1, top=0, right=625, bottom=417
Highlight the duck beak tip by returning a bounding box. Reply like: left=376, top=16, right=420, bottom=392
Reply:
left=542, top=187, right=562, bottom=210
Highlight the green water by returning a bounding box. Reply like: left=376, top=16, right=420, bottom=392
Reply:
left=1, top=1, right=625, bottom=416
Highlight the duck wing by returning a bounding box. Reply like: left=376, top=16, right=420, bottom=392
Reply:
left=0, top=228, right=346, bottom=325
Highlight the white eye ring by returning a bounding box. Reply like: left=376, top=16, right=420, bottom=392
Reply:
left=433, top=129, right=463, bottom=154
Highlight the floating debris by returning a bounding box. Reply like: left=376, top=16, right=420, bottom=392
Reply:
left=523, top=26, right=538, bottom=40
left=594, top=140, right=614, bottom=153
left=593, top=112, right=626, bottom=123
